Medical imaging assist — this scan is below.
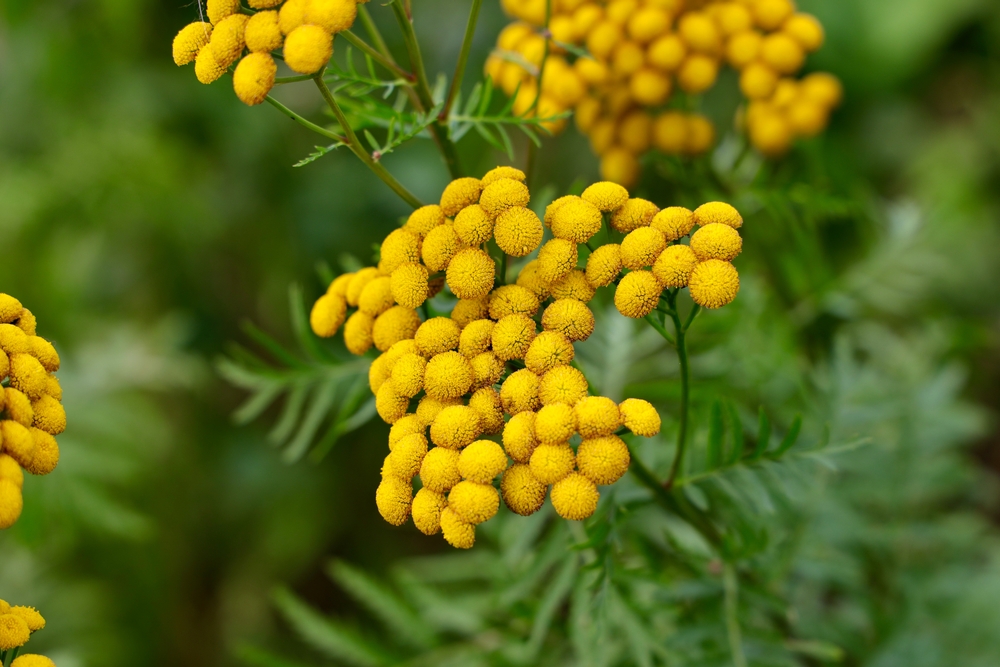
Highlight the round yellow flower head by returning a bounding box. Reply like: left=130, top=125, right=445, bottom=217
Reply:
left=524, top=331, right=574, bottom=376
left=0, top=614, right=30, bottom=651
left=502, top=411, right=538, bottom=463
left=306, top=0, right=358, bottom=34
left=801, top=72, right=843, bottom=109
left=420, top=447, right=462, bottom=492
left=0, top=455, right=24, bottom=489
left=245, top=10, right=283, bottom=53
left=693, top=201, right=742, bottom=229
left=209, top=13, right=249, bottom=69
left=375, top=476, right=412, bottom=526
left=327, top=272, right=354, bottom=298
left=747, top=108, right=792, bottom=155
left=411, top=488, right=447, bottom=535
left=4, top=389, right=33, bottom=428
left=752, top=0, right=795, bottom=30
left=440, top=506, right=475, bottom=549
left=787, top=100, right=828, bottom=136
left=741, top=62, right=779, bottom=100
left=194, top=44, right=226, bottom=84
left=618, top=398, right=661, bottom=436
left=653, top=244, right=699, bottom=288
left=404, top=205, right=445, bottom=238
left=376, top=380, right=409, bottom=424
left=714, top=2, right=753, bottom=35
left=479, top=178, right=530, bottom=218
left=452, top=206, right=495, bottom=251
left=550, top=269, right=596, bottom=303
left=609, top=198, right=658, bottom=234
left=389, top=353, right=426, bottom=398
left=11, top=655, right=56, bottom=667
left=420, top=225, right=460, bottom=273
left=448, top=480, right=499, bottom=524
left=538, top=365, right=588, bottom=407
left=32, top=397, right=67, bottom=436
left=233, top=52, right=277, bottom=106
left=576, top=435, right=630, bottom=485
left=458, top=440, right=507, bottom=483
left=621, top=227, right=668, bottom=271
left=458, top=319, right=494, bottom=358
left=383, top=339, right=419, bottom=371
left=551, top=472, right=599, bottom=520
left=679, top=11, right=721, bottom=54
left=284, top=24, right=333, bottom=74
left=372, top=306, right=421, bottom=352
left=470, top=351, right=504, bottom=388
left=529, top=443, right=575, bottom=484
left=25, top=337, right=58, bottom=373
left=0, top=481, right=23, bottom=529
left=689, top=259, right=740, bottom=309
left=342, top=311, right=374, bottom=355
left=0, top=324, right=29, bottom=355
left=760, top=33, right=804, bottom=75
left=346, top=267, right=381, bottom=306
left=446, top=248, right=496, bottom=300
left=514, top=261, right=550, bottom=301
left=388, top=433, right=429, bottom=479
left=388, top=263, right=429, bottom=309
left=9, top=354, right=47, bottom=400
left=430, top=405, right=482, bottom=449
left=495, top=207, right=544, bottom=257
left=468, top=387, right=504, bottom=433
left=0, top=295, right=22, bottom=324
left=648, top=32, right=687, bottom=72
left=618, top=110, right=653, bottom=155
left=783, top=13, right=824, bottom=52
left=491, top=314, right=537, bottom=362
left=413, top=317, right=460, bottom=357
left=379, top=229, right=421, bottom=274
left=44, top=375, right=61, bottom=401
left=500, top=369, right=541, bottom=414
left=501, top=464, right=548, bottom=516
left=388, top=414, right=424, bottom=449
left=550, top=198, right=603, bottom=244
left=629, top=67, right=672, bottom=107
left=541, top=299, right=594, bottom=342
left=14, top=310, right=35, bottom=337
left=357, top=276, right=393, bottom=317
left=600, top=148, right=641, bottom=189
left=489, top=285, right=540, bottom=320
left=725, top=30, right=762, bottom=69
left=690, top=223, right=742, bottom=262
left=585, top=244, right=622, bottom=288
left=614, top=270, right=662, bottom=319
left=423, top=352, right=474, bottom=400
left=481, top=166, right=526, bottom=186
left=278, top=0, right=307, bottom=33
left=173, top=22, right=213, bottom=66
left=677, top=54, right=719, bottom=94
left=440, top=178, right=484, bottom=217
left=207, top=0, right=240, bottom=25
left=574, top=396, right=622, bottom=438
left=534, top=403, right=577, bottom=444
left=535, top=239, right=577, bottom=285
left=581, top=181, right=628, bottom=213
left=450, top=298, right=489, bottom=329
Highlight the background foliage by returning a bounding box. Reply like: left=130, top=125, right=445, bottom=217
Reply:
left=1, top=0, right=999, bottom=665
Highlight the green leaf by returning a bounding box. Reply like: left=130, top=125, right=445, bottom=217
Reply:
left=524, top=554, right=578, bottom=660
left=751, top=407, right=771, bottom=460
left=269, top=381, right=310, bottom=446
left=707, top=401, right=725, bottom=469
left=232, top=383, right=285, bottom=426
left=772, top=415, right=803, bottom=457
left=234, top=643, right=322, bottom=667
left=725, top=402, right=745, bottom=465
left=289, top=284, right=334, bottom=363
left=282, top=375, right=341, bottom=463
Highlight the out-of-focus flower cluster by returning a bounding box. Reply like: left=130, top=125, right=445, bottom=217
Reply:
left=309, top=167, right=743, bottom=548
left=172, top=0, right=368, bottom=106
left=487, top=0, right=843, bottom=184
left=0, top=598, right=51, bottom=665
left=0, top=295, right=64, bottom=531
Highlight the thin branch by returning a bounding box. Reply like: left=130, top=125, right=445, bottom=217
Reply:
left=265, top=95, right=346, bottom=142
left=340, top=30, right=414, bottom=82
left=274, top=74, right=315, bottom=84
left=724, top=563, right=749, bottom=667
left=440, top=0, right=484, bottom=120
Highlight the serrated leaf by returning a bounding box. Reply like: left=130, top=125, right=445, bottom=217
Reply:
left=232, top=383, right=285, bottom=425
left=726, top=402, right=745, bottom=465
left=269, top=381, right=310, bottom=446
left=772, top=415, right=802, bottom=457
left=752, top=407, right=771, bottom=460
left=282, top=375, right=340, bottom=463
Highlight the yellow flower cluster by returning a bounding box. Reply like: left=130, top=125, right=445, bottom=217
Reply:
left=172, top=0, right=366, bottom=106
left=0, top=295, right=65, bottom=531
left=309, top=169, right=744, bottom=548
left=0, top=599, right=46, bottom=659
left=487, top=0, right=841, bottom=184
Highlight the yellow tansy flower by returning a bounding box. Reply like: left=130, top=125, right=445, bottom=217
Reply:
left=574, top=396, right=622, bottom=438
left=501, top=464, right=548, bottom=516
left=440, top=178, right=484, bottom=217
left=541, top=299, right=595, bottom=342
left=500, top=369, right=541, bottom=414
left=343, top=311, right=375, bottom=355
left=420, top=447, right=462, bottom=492
left=468, top=387, right=504, bottom=433
left=440, top=506, right=476, bottom=549
left=529, top=443, right=575, bottom=484
left=551, top=473, right=599, bottom=520
left=375, top=475, right=412, bottom=526
left=411, top=488, right=447, bottom=535
left=414, top=317, right=461, bottom=357
left=688, top=259, right=740, bottom=309
left=494, top=207, right=544, bottom=257
left=581, top=181, right=629, bottom=212
left=621, top=227, right=668, bottom=270
left=614, top=270, right=662, bottom=319
left=430, top=405, right=482, bottom=449
left=585, top=243, right=623, bottom=287
left=524, top=330, right=575, bottom=375
left=446, top=248, right=496, bottom=300
left=372, top=306, right=421, bottom=352
left=652, top=244, right=699, bottom=288
left=457, top=440, right=507, bottom=483
left=479, top=178, right=530, bottom=217
left=423, top=351, right=474, bottom=400
left=610, top=198, right=659, bottom=233
left=618, top=398, right=661, bottom=436
left=453, top=204, right=494, bottom=246
left=448, top=480, right=500, bottom=524
left=489, top=285, right=540, bottom=320
left=576, top=435, right=630, bottom=485
left=690, top=223, right=743, bottom=261
left=538, top=365, right=589, bottom=406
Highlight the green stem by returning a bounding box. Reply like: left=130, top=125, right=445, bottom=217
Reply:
left=440, top=0, right=484, bottom=120
left=644, top=313, right=675, bottom=345
left=390, top=0, right=463, bottom=178
left=724, top=563, right=749, bottom=667
left=274, top=73, right=315, bottom=84
left=683, top=303, right=701, bottom=331
left=341, top=30, right=414, bottom=81
left=265, top=95, right=346, bottom=142
left=357, top=4, right=392, bottom=60
left=665, top=304, right=691, bottom=489
left=312, top=75, right=425, bottom=209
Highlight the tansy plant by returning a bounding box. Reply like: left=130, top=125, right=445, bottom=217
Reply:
left=0, top=600, right=53, bottom=667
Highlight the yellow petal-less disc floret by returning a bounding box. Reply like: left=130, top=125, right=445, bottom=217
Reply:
left=357, top=276, right=395, bottom=317
left=440, top=506, right=476, bottom=549
left=11, top=655, right=56, bottom=667
left=549, top=198, right=603, bottom=243
left=389, top=353, right=426, bottom=398
left=29, top=338, right=62, bottom=373
left=430, top=405, right=481, bottom=449
left=690, top=223, right=743, bottom=261
left=621, top=227, right=668, bottom=270
left=534, top=403, right=578, bottom=444
left=551, top=473, right=599, bottom=520
left=375, top=476, right=412, bottom=526
left=529, top=443, right=576, bottom=484
left=245, top=10, right=283, bottom=52
left=389, top=414, right=424, bottom=449
left=195, top=45, right=227, bottom=84
left=524, top=330, right=575, bottom=375
left=284, top=24, right=333, bottom=74
left=369, top=354, right=389, bottom=395
left=610, top=198, right=659, bottom=233
left=379, top=228, right=422, bottom=273
left=173, top=22, right=213, bottom=65
left=618, top=398, right=661, bottom=436
left=489, top=285, right=540, bottom=320
left=585, top=244, right=623, bottom=287
left=451, top=297, right=490, bottom=328
left=501, top=464, right=548, bottom=516
left=404, top=205, right=446, bottom=238
left=31, top=396, right=66, bottom=436
left=343, top=311, right=374, bottom=354
left=390, top=264, right=430, bottom=309
left=693, top=201, right=743, bottom=229
left=479, top=178, right=530, bottom=218
left=346, top=267, right=381, bottom=306
left=614, top=270, right=662, bottom=319
left=599, top=148, right=641, bottom=188
left=411, top=488, right=447, bottom=535
left=538, top=365, right=589, bottom=407
left=388, top=433, right=429, bottom=478
left=420, top=447, right=462, bottom=492
left=653, top=244, right=699, bottom=288
left=536, top=239, right=578, bottom=285
left=448, top=481, right=500, bottom=524
left=7, top=607, right=43, bottom=633
left=233, top=52, right=277, bottom=106
left=9, top=354, right=47, bottom=399
left=209, top=13, right=249, bottom=68
left=688, top=259, right=740, bottom=309
left=0, top=455, right=24, bottom=489
left=759, top=32, right=804, bottom=75
left=307, top=0, right=358, bottom=34
left=491, top=314, right=537, bottom=361
left=446, top=248, right=496, bottom=300
left=470, top=351, right=504, bottom=388
left=0, top=295, right=22, bottom=323
left=500, top=369, right=541, bottom=414
left=414, top=317, right=461, bottom=357
left=581, top=181, right=629, bottom=212
left=503, top=411, right=538, bottom=463
left=376, top=380, right=410, bottom=424
left=574, top=396, right=622, bottom=438
left=550, top=269, right=597, bottom=303
left=783, top=13, right=824, bottom=52
left=0, top=325, right=29, bottom=355
left=576, top=435, right=630, bottom=485
left=453, top=204, right=494, bottom=246
left=458, top=319, right=494, bottom=358
left=3, top=389, right=33, bottom=427
left=372, top=306, right=421, bottom=352
left=0, top=482, right=23, bottom=530
left=468, top=387, right=504, bottom=433
left=481, top=165, right=526, bottom=186
left=458, top=440, right=507, bottom=483
left=440, top=178, right=484, bottom=217
left=495, top=207, right=544, bottom=257
left=0, top=614, right=30, bottom=651
left=327, top=272, right=354, bottom=298
left=423, top=352, right=474, bottom=400
left=515, top=260, right=552, bottom=300
left=541, top=299, right=595, bottom=342
left=752, top=0, right=795, bottom=31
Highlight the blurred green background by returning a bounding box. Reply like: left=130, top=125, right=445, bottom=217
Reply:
left=1, top=0, right=999, bottom=665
